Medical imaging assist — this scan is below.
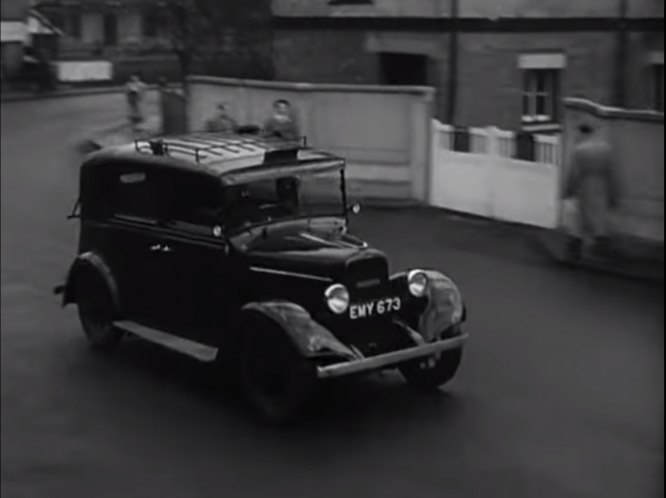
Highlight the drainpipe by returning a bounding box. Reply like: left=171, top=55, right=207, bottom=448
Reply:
left=613, top=0, right=629, bottom=107
left=446, top=0, right=460, bottom=125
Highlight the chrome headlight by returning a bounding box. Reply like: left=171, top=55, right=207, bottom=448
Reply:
left=407, top=269, right=428, bottom=298
left=325, top=283, right=350, bottom=314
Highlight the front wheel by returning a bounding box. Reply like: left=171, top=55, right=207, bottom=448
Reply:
left=399, top=347, right=463, bottom=390
left=240, top=317, right=316, bottom=425
left=76, top=272, right=123, bottom=352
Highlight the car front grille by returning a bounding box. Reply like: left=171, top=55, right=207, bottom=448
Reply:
left=344, top=254, right=389, bottom=300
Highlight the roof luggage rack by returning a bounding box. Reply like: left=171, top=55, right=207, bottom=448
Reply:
left=132, top=133, right=309, bottom=165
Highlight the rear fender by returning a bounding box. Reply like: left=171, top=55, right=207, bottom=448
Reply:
left=60, top=252, right=120, bottom=312
left=241, top=301, right=358, bottom=361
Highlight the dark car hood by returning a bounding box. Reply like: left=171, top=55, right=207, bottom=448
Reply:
left=230, top=218, right=385, bottom=279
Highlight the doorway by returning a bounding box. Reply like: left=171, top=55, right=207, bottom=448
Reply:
left=379, top=52, right=429, bottom=86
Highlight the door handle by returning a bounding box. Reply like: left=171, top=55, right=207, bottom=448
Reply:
left=149, top=243, right=173, bottom=253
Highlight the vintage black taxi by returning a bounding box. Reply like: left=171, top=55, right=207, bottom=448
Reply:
left=55, top=132, right=468, bottom=423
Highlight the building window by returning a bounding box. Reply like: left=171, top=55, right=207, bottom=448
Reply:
left=653, top=63, right=664, bottom=112
left=522, top=69, right=560, bottom=124
left=46, top=10, right=65, bottom=31
left=69, top=9, right=81, bottom=38
left=379, top=53, right=429, bottom=86
left=518, top=53, right=566, bottom=128
left=142, top=10, right=159, bottom=38
left=103, top=13, right=117, bottom=46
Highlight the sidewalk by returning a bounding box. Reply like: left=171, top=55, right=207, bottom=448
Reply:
left=1, top=82, right=171, bottom=103
left=1, top=84, right=128, bottom=103
left=360, top=205, right=664, bottom=284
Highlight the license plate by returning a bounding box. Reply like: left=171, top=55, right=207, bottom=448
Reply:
left=349, top=297, right=401, bottom=320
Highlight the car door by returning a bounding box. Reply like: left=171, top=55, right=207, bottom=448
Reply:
left=144, top=171, right=239, bottom=345
left=100, top=162, right=172, bottom=327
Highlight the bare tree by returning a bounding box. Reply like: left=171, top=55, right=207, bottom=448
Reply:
left=155, top=0, right=272, bottom=89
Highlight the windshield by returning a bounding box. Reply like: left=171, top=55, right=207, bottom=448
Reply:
left=224, top=168, right=346, bottom=230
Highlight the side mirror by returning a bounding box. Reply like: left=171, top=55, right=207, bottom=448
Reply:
left=348, top=203, right=361, bottom=215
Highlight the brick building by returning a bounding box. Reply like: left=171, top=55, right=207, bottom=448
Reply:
left=272, top=0, right=664, bottom=131
left=1, top=0, right=31, bottom=78
left=33, top=0, right=273, bottom=83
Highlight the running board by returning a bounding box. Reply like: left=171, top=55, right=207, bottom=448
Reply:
left=114, top=321, right=218, bottom=363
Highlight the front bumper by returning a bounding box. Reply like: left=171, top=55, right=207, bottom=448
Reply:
left=316, top=332, right=468, bottom=379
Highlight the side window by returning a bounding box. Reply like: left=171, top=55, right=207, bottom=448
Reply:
left=166, top=172, right=224, bottom=229
left=110, top=167, right=164, bottom=223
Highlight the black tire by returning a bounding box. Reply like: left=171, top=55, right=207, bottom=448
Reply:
left=400, top=347, right=463, bottom=391
left=76, top=271, right=123, bottom=352
left=240, top=316, right=316, bottom=425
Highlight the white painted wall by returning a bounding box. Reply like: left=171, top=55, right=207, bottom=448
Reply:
left=56, top=61, right=113, bottom=82
left=492, top=157, right=560, bottom=227
left=0, top=21, right=27, bottom=43
left=187, top=76, right=434, bottom=203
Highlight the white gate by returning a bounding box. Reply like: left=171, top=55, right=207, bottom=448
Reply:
left=429, top=121, right=562, bottom=229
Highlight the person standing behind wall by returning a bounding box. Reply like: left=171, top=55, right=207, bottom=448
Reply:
left=126, top=74, right=147, bottom=130
left=204, top=103, right=239, bottom=133
left=562, top=123, right=621, bottom=260
left=262, top=99, right=301, bottom=141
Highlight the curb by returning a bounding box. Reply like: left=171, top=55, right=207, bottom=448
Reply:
left=1, top=83, right=167, bottom=103
left=1, top=86, right=126, bottom=102
left=531, top=231, right=664, bottom=284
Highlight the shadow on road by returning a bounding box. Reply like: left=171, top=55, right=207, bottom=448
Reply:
left=83, top=334, right=465, bottom=436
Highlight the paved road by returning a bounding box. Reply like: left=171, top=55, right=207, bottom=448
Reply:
left=1, top=96, right=663, bottom=498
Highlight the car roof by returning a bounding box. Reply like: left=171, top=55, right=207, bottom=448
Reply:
left=82, top=132, right=345, bottom=185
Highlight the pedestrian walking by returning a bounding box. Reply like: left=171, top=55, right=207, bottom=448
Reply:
left=126, top=74, right=147, bottom=130
left=262, top=99, right=300, bottom=141
left=562, top=123, right=620, bottom=260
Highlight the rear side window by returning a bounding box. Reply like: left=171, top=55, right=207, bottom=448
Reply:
left=85, top=163, right=223, bottom=229
left=109, top=166, right=166, bottom=222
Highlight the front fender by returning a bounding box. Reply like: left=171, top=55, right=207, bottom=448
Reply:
left=391, top=269, right=465, bottom=342
left=241, top=301, right=358, bottom=361
left=61, top=252, right=121, bottom=312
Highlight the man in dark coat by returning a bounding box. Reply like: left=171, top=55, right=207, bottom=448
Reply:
left=562, top=123, right=620, bottom=260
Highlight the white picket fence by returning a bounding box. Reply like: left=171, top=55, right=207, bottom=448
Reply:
left=429, top=121, right=562, bottom=228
